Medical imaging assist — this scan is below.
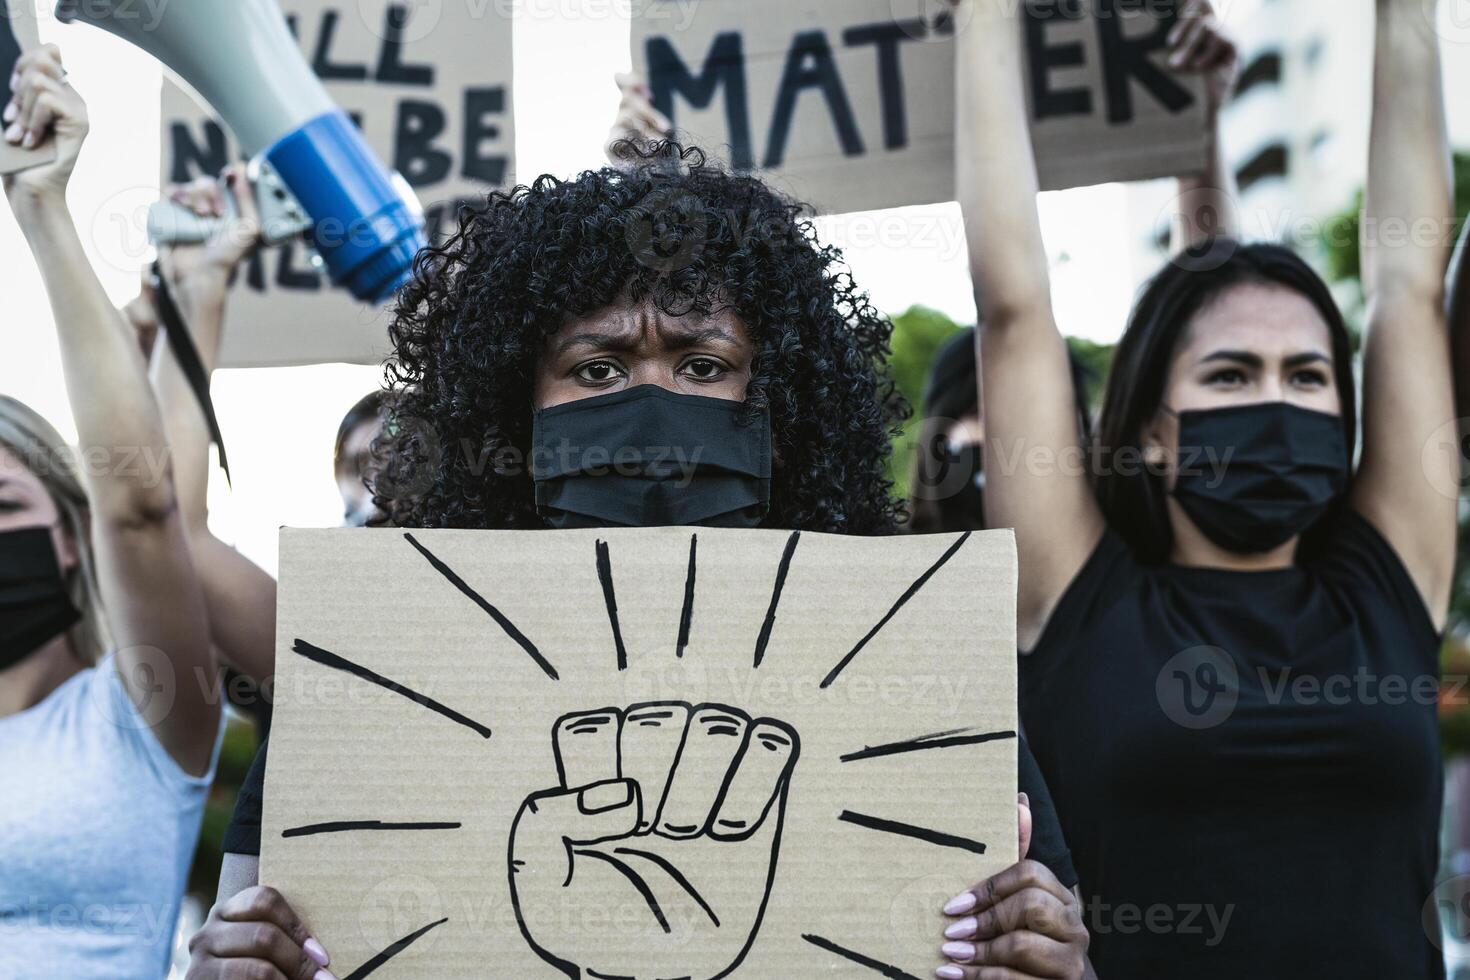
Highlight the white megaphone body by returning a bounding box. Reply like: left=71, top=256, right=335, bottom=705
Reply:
left=58, top=0, right=427, bottom=304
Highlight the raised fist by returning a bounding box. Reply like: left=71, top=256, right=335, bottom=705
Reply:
left=509, top=702, right=800, bottom=980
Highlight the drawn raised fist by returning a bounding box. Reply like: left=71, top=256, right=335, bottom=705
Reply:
left=509, top=702, right=800, bottom=980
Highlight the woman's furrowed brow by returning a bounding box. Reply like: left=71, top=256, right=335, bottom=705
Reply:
left=553, top=330, right=641, bottom=356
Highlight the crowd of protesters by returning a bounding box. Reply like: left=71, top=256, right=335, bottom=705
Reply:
left=2, top=0, right=1466, bottom=978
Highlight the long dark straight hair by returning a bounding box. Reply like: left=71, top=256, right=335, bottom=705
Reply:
left=1093, top=239, right=1358, bottom=564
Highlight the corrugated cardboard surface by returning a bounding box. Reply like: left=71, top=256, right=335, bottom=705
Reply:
left=160, top=0, right=514, bottom=368
left=633, top=0, right=1207, bottom=214
left=264, top=526, right=1018, bottom=978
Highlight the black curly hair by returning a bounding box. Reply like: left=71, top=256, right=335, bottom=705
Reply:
left=374, top=142, right=906, bottom=534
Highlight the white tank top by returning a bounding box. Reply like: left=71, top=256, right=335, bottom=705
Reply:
left=0, top=653, right=223, bottom=979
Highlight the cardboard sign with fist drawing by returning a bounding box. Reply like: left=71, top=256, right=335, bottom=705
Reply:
left=264, top=526, right=1018, bottom=978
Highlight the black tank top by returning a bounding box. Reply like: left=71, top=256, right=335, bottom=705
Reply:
left=1021, top=508, right=1444, bottom=978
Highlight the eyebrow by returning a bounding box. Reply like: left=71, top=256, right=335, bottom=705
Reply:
left=552, top=324, right=740, bottom=356
left=1199, top=349, right=1332, bottom=369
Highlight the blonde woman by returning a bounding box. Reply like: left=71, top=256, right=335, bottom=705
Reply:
left=1, top=45, right=224, bottom=979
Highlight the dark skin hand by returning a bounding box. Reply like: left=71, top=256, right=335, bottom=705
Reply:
left=938, top=795, right=1092, bottom=980
left=186, top=886, right=334, bottom=980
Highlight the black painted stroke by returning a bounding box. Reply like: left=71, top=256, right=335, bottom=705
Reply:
left=820, top=532, right=971, bottom=688
left=282, top=820, right=462, bottom=839
left=614, top=846, right=720, bottom=926
left=801, top=933, right=924, bottom=980
left=404, top=532, right=559, bottom=681
left=292, top=639, right=492, bottom=739
left=596, top=540, right=629, bottom=671
left=676, top=534, right=698, bottom=658
left=753, top=531, right=801, bottom=668
left=841, top=728, right=1018, bottom=763
left=343, top=916, right=449, bottom=980
left=572, top=849, right=670, bottom=933
left=838, top=810, right=987, bottom=855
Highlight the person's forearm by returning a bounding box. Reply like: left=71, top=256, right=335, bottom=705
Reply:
left=954, top=0, right=1053, bottom=325
left=13, top=190, right=178, bottom=524
left=1364, top=0, right=1451, bottom=306
left=152, top=271, right=229, bottom=532
left=1173, top=104, right=1240, bottom=251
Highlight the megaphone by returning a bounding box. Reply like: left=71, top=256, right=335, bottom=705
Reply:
left=57, top=0, right=427, bottom=304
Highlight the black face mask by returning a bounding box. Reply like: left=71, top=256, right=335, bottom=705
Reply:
left=531, top=386, right=772, bottom=530
left=1, top=527, right=82, bottom=668
left=1170, top=402, right=1349, bottom=555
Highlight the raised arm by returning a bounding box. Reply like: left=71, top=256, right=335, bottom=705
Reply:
left=4, top=47, right=220, bottom=774
left=1350, top=0, right=1457, bottom=627
left=1168, top=0, right=1242, bottom=250
left=954, top=0, right=1104, bottom=650
left=126, top=174, right=279, bottom=686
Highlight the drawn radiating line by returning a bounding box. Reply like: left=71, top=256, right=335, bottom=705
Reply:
left=838, top=810, right=987, bottom=855
left=282, top=820, right=462, bottom=839
left=753, top=531, right=801, bottom=668
left=292, top=639, right=492, bottom=739
left=403, top=532, right=559, bottom=681
left=342, top=916, right=449, bottom=980
left=596, top=540, right=629, bottom=671
left=840, top=728, right=1018, bottom=763
left=676, top=533, right=698, bottom=658
left=820, top=532, right=971, bottom=689
left=801, top=933, right=923, bottom=979
left=614, top=846, right=720, bottom=926
left=573, top=849, right=670, bottom=933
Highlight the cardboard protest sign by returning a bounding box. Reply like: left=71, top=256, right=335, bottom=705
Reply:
left=0, top=0, right=57, bottom=176
left=264, top=525, right=1018, bottom=978
left=161, top=1, right=514, bottom=367
left=633, top=0, right=1208, bottom=215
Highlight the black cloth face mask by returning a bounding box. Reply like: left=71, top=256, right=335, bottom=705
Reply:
left=531, top=386, right=772, bottom=529
left=1, top=526, right=81, bottom=668
left=1170, top=401, right=1349, bottom=555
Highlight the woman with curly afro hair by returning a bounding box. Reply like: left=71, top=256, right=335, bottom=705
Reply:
left=373, top=137, right=904, bottom=535
left=191, top=76, right=1092, bottom=976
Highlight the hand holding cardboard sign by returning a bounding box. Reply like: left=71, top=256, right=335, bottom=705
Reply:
left=509, top=702, right=799, bottom=980
left=2, top=45, right=85, bottom=204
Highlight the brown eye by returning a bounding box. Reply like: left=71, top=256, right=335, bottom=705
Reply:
left=682, top=357, right=726, bottom=381
left=1293, top=369, right=1329, bottom=388
left=575, top=360, right=624, bottom=385
left=1205, top=368, right=1246, bottom=386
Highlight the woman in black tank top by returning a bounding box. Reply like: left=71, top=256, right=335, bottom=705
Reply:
left=949, top=1, right=1457, bottom=977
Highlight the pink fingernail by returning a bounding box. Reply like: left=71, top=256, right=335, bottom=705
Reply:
left=304, top=937, right=329, bottom=966
left=944, top=916, right=977, bottom=939
left=22, top=130, right=36, bottom=149
left=314, top=971, right=338, bottom=980
left=936, top=968, right=965, bottom=980
left=2, top=102, right=15, bottom=123
left=942, top=941, right=976, bottom=960
left=3, top=123, right=20, bottom=143
left=943, top=892, right=977, bottom=915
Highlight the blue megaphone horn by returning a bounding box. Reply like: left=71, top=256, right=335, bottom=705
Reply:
left=57, top=0, right=427, bottom=304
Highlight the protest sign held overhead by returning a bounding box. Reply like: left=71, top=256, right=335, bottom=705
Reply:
left=634, top=0, right=1208, bottom=214
left=161, top=1, right=514, bottom=366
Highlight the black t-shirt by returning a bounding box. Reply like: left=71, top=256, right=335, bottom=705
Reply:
left=1021, top=508, right=1443, bottom=978
left=224, top=734, right=1079, bottom=889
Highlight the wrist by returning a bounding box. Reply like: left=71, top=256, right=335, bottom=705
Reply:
left=9, top=184, right=71, bottom=231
